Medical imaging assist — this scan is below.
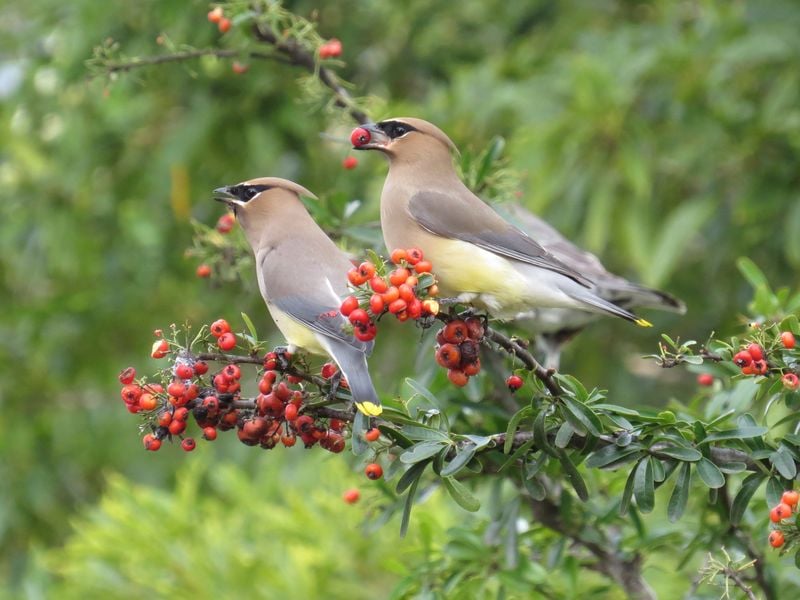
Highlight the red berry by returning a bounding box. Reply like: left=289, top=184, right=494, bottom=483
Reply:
left=389, top=268, right=411, bottom=287
left=354, top=322, right=377, bottom=342
left=697, top=373, right=714, bottom=387
left=414, top=260, right=433, bottom=274
left=167, top=381, right=185, bottom=398
left=342, top=156, right=358, bottom=170
left=364, top=463, right=383, bottom=480
left=216, top=213, right=235, bottom=233
left=319, top=38, right=342, bottom=59
left=321, top=362, right=338, bottom=379
left=284, top=403, right=299, bottom=421
left=405, top=248, right=423, bottom=265
left=390, top=249, right=407, bottom=264
left=358, top=262, right=376, bottom=279
left=181, top=438, right=196, bottom=452
left=747, top=343, right=764, bottom=362
left=175, top=363, right=193, bottom=380
left=222, top=363, right=241, bottom=381
left=350, top=127, right=371, bottom=147
left=733, top=351, right=753, bottom=368
left=196, top=264, right=212, bottom=278
left=463, top=359, right=481, bottom=376
left=436, top=343, right=462, bottom=369
left=348, top=308, right=370, bottom=327
left=151, top=339, right=169, bottom=359
left=340, top=295, right=359, bottom=317
left=781, top=331, right=796, bottom=349
left=365, top=428, right=380, bottom=442
left=173, top=407, right=189, bottom=421
left=464, top=317, right=484, bottom=341
left=387, top=298, right=407, bottom=315
left=781, top=490, right=799, bottom=507
left=783, top=373, right=800, bottom=391
left=769, top=502, right=793, bottom=522
left=138, top=393, right=157, bottom=411
left=217, top=17, right=231, bottom=33
left=506, top=375, right=523, bottom=392
left=157, top=411, right=172, bottom=427
left=398, top=283, right=415, bottom=302
left=203, top=427, right=218, bottom=441
left=442, top=320, right=469, bottom=344
left=342, top=488, right=360, bottom=504
left=217, top=332, right=236, bottom=351
left=753, top=360, right=769, bottom=375
left=210, top=318, right=231, bottom=338
left=194, top=361, right=209, bottom=375
left=143, top=434, right=161, bottom=451
left=168, top=419, right=186, bottom=436
left=447, top=369, right=469, bottom=387
left=324, top=432, right=346, bottom=453
left=208, top=7, right=223, bottom=23
left=406, top=298, right=423, bottom=320
left=769, top=530, right=785, bottom=548
left=231, top=61, right=248, bottom=74
left=281, top=433, right=297, bottom=447
left=348, top=268, right=368, bottom=286
left=370, top=276, right=388, bottom=293
left=118, top=367, right=136, bottom=385
left=369, top=294, right=385, bottom=315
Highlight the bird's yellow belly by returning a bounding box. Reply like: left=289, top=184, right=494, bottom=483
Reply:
left=268, top=304, right=326, bottom=355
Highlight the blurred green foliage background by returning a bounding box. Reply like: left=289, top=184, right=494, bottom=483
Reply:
left=1, top=0, right=798, bottom=596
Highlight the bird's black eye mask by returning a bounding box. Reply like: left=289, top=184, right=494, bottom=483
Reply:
left=229, top=184, right=271, bottom=203
left=376, top=121, right=418, bottom=140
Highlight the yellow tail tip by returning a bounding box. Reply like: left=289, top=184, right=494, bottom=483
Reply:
left=635, top=318, right=653, bottom=328
left=356, top=401, right=382, bottom=416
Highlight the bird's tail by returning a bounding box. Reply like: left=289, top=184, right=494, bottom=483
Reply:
left=321, top=338, right=382, bottom=416
left=570, top=289, right=653, bottom=328
left=599, top=281, right=687, bottom=315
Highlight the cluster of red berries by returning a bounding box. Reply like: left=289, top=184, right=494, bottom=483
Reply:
left=318, top=38, right=342, bottom=59
left=207, top=6, right=231, bottom=33
left=733, top=343, right=770, bottom=376
left=434, top=316, right=485, bottom=387
left=196, top=213, right=237, bottom=278
left=768, top=489, right=799, bottom=549
left=209, top=318, right=237, bottom=351
left=339, top=248, right=440, bottom=342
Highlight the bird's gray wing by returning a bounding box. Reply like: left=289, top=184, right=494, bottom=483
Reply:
left=270, top=294, right=372, bottom=355
left=408, top=191, right=592, bottom=287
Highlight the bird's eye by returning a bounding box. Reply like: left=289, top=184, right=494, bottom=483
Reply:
left=391, top=125, right=407, bottom=137
left=233, top=184, right=270, bottom=202
left=378, top=120, right=415, bottom=140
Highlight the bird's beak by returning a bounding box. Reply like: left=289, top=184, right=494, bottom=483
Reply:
left=352, top=123, right=391, bottom=151
left=213, top=187, right=244, bottom=206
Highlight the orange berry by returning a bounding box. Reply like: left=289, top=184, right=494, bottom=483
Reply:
left=342, top=156, right=358, bottom=170
left=414, top=260, right=432, bottom=274
left=387, top=298, right=407, bottom=315
left=370, top=276, right=388, bottom=293
left=436, top=344, right=461, bottom=369
left=203, top=426, right=218, bottom=441
left=389, top=268, right=411, bottom=287
left=365, top=427, right=381, bottom=442
left=398, top=283, right=415, bottom=302
left=369, top=294, right=384, bottom=315
left=348, top=267, right=368, bottom=286
left=782, top=331, right=796, bottom=349
left=281, top=433, right=297, bottom=447
left=343, top=488, right=360, bottom=504
left=381, top=286, right=400, bottom=304
left=231, top=61, right=248, bottom=74
left=143, top=434, right=161, bottom=451
left=405, top=275, right=419, bottom=288
left=781, top=490, right=799, bottom=507
left=390, top=248, right=407, bottom=264
left=365, top=463, right=383, bottom=480
left=358, top=261, right=376, bottom=279
left=463, top=359, right=481, bottom=376
left=769, top=530, right=785, bottom=548
left=207, top=6, right=223, bottom=23
left=218, top=17, right=231, bottom=33
left=138, top=393, right=157, bottom=411
left=405, top=247, right=423, bottom=265
left=443, top=320, right=469, bottom=344
left=216, top=212, right=235, bottom=233
left=421, top=299, right=439, bottom=316
left=770, top=502, right=793, bottom=522
left=447, top=368, right=469, bottom=387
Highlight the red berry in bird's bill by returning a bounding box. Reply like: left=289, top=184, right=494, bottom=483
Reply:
left=769, top=530, right=785, bottom=548
left=342, top=156, right=358, bottom=170
left=769, top=502, right=793, bottom=522
left=696, top=373, right=714, bottom=387
left=210, top=318, right=231, bottom=338
left=151, top=339, right=169, bottom=359
left=118, top=367, right=136, bottom=385
left=208, top=6, right=223, bottom=23
left=217, top=17, right=231, bottom=33
left=196, top=263, right=212, bottom=278
left=216, top=212, right=235, bottom=233
left=733, top=351, right=753, bottom=368
left=365, top=463, right=383, bottom=480
left=506, top=375, right=523, bottom=392
left=781, top=490, right=799, bottom=507
left=231, top=61, right=248, bottom=74
left=783, top=373, right=800, bottom=391
left=343, top=488, right=360, bottom=504
left=781, top=331, right=796, bottom=349
left=351, top=127, right=371, bottom=147
left=181, top=438, right=196, bottom=452
left=746, top=343, right=764, bottom=362
left=365, top=428, right=381, bottom=442
left=217, top=332, right=236, bottom=351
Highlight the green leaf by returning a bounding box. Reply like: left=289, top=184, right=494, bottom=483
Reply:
left=400, top=441, right=449, bottom=464
left=399, top=471, right=422, bottom=538
left=701, top=427, right=769, bottom=443
left=554, top=422, right=575, bottom=448
left=396, top=459, right=430, bottom=495
left=561, top=396, right=602, bottom=436
left=585, top=445, right=642, bottom=469
left=441, top=443, right=477, bottom=477
left=497, top=439, right=536, bottom=473
left=555, top=449, right=588, bottom=501
left=442, top=477, right=480, bottom=512
left=770, top=447, right=797, bottom=480
left=696, top=458, right=725, bottom=489
left=524, top=452, right=549, bottom=480
left=351, top=411, right=368, bottom=456
left=504, top=406, right=532, bottom=454
left=736, top=257, right=770, bottom=291
left=533, top=409, right=555, bottom=456
left=377, top=425, right=413, bottom=449
left=667, top=462, right=692, bottom=523
left=522, top=474, right=546, bottom=501
left=655, top=446, right=703, bottom=462
left=766, top=477, right=784, bottom=508
left=404, top=378, right=440, bottom=408
left=619, top=465, right=637, bottom=516
left=240, top=312, right=259, bottom=342
left=731, top=473, right=766, bottom=525
left=633, top=458, right=655, bottom=513
left=400, top=425, right=451, bottom=443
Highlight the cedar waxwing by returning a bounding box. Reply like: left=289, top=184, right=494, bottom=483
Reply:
left=213, top=177, right=382, bottom=416
left=498, top=202, right=686, bottom=367
left=352, top=118, right=653, bottom=327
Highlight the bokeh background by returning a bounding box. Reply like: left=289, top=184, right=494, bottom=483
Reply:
left=2, top=0, right=798, bottom=597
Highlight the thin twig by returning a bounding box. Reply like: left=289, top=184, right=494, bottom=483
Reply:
left=485, top=326, right=562, bottom=396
